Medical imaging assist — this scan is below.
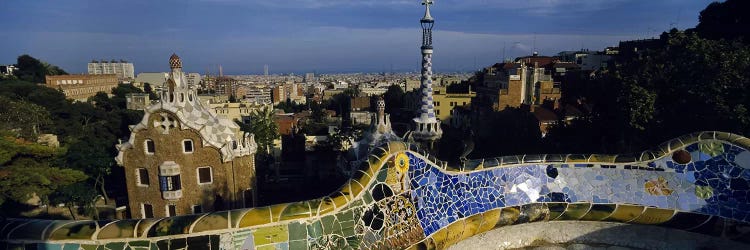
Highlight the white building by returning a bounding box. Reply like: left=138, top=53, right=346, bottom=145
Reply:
left=186, top=73, right=201, bottom=87
left=135, top=72, right=168, bottom=88
left=304, top=72, right=315, bottom=83
left=88, top=60, right=135, bottom=79
left=0, top=65, right=18, bottom=76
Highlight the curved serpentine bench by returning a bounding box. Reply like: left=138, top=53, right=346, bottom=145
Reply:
left=2, top=131, right=750, bottom=249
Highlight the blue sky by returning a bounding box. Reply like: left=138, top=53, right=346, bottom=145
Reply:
left=0, top=0, right=715, bottom=74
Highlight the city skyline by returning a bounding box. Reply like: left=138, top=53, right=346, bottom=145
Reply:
left=1, top=0, right=713, bottom=74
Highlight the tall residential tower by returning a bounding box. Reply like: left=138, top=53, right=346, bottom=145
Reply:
left=88, top=60, right=135, bottom=79
left=412, top=0, right=442, bottom=143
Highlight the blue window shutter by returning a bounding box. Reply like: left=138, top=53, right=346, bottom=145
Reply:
left=160, top=176, right=168, bottom=191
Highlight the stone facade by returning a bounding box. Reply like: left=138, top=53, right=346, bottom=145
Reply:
left=272, top=83, right=305, bottom=104
left=45, top=74, right=119, bottom=101
left=209, top=102, right=269, bottom=123
left=476, top=61, right=561, bottom=111
left=116, top=54, right=257, bottom=219
left=125, top=93, right=150, bottom=110
left=432, top=86, right=474, bottom=124
left=120, top=112, right=256, bottom=218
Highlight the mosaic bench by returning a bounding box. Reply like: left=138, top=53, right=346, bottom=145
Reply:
left=2, top=131, right=750, bottom=249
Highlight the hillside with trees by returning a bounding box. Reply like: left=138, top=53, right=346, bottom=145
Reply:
left=543, top=0, right=750, bottom=154
left=0, top=55, right=143, bottom=219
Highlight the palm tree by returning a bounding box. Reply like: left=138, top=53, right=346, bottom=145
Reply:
left=248, top=106, right=279, bottom=154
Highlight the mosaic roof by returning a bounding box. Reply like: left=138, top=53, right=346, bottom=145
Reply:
left=5, top=131, right=750, bottom=249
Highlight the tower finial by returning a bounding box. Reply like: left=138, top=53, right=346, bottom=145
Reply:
left=169, top=53, right=182, bottom=69
left=377, top=96, right=385, bottom=121
left=421, top=0, right=434, bottom=21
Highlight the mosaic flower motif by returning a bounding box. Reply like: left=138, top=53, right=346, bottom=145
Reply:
left=698, top=141, right=725, bottom=157
left=695, top=185, right=714, bottom=199
left=644, top=176, right=674, bottom=196
left=395, top=153, right=410, bottom=174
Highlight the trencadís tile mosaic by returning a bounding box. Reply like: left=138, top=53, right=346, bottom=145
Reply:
left=2, top=131, right=750, bottom=249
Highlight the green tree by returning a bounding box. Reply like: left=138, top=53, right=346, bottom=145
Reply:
left=383, top=85, right=404, bottom=115
left=65, top=134, right=115, bottom=204
left=619, top=81, right=656, bottom=131
left=50, top=182, right=99, bottom=220
left=472, top=108, right=543, bottom=157
left=110, top=84, right=144, bottom=109
left=0, top=131, right=87, bottom=208
left=13, top=55, right=67, bottom=83
left=0, top=78, right=141, bottom=208
left=241, top=106, right=279, bottom=154
left=547, top=29, right=750, bottom=153
left=693, top=0, right=749, bottom=43
left=0, top=96, right=52, bottom=140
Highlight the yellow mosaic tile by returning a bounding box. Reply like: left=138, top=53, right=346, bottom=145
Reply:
left=461, top=213, right=484, bottom=240
left=316, top=197, right=336, bottom=215
left=441, top=220, right=467, bottom=248
left=521, top=203, right=550, bottom=223
left=134, top=219, right=161, bottom=237
left=192, top=212, right=229, bottom=233
left=96, top=221, right=136, bottom=239
left=556, top=203, right=591, bottom=220
left=579, top=204, right=617, bottom=221
left=475, top=209, right=501, bottom=235
left=269, top=203, right=288, bottom=222
left=328, top=192, right=350, bottom=209
left=588, top=154, right=616, bottom=163
left=278, top=201, right=312, bottom=221
left=238, top=207, right=272, bottom=228
left=604, top=204, right=645, bottom=223
left=496, top=206, right=521, bottom=226
left=630, top=207, right=676, bottom=224
left=546, top=202, right=568, bottom=220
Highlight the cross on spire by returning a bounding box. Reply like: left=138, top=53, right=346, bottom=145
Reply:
left=421, top=0, right=434, bottom=21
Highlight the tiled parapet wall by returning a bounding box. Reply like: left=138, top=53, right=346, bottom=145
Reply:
left=2, top=131, right=750, bottom=249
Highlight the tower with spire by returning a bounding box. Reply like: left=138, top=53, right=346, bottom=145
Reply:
left=363, top=96, right=397, bottom=146
left=412, top=0, right=443, bottom=143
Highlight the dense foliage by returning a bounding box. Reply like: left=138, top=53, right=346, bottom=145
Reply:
left=544, top=29, right=750, bottom=154
left=0, top=55, right=144, bottom=217
left=0, top=131, right=87, bottom=208
left=240, top=106, right=279, bottom=154
left=13, top=54, right=68, bottom=83
left=693, top=0, right=749, bottom=43
left=461, top=0, right=750, bottom=156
